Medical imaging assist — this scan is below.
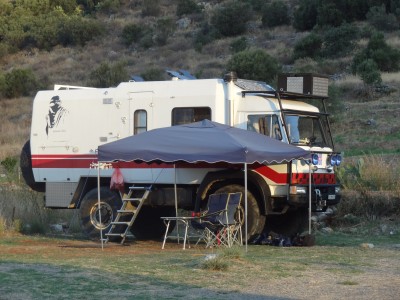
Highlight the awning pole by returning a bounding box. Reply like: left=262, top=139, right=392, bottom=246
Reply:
left=245, top=163, right=248, bottom=252
left=308, top=162, right=312, bottom=235
left=97, top=164, right=104, bottom=250
left=174, top=163, right=179, bottom=242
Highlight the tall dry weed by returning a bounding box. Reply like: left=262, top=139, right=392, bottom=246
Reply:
left=337, top=154, right=400, bottom=219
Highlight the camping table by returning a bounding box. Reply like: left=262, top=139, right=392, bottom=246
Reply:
left=161, top=216, right=196, bottom=250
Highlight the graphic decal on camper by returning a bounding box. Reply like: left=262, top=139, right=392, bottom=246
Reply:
left=45, top=95, right=69, bottom=136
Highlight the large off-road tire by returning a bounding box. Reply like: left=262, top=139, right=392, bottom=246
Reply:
left=265, top=208, right=309, bottom=237
left=20, top=140, right=45, bottom=192
left=213, top=184, right=266, bottom=241
left=130, top=206, right=176, bottom=240
left=79, top=187, right=123, bottom=242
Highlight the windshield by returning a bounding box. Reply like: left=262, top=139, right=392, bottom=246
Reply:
left=285, top=114, right=332, bottom=148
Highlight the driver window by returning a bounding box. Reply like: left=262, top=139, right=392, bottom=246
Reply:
left=247, top=114, right=282, bottom=140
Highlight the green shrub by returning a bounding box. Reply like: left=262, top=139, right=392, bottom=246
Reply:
left=77, top=0, right=101, bottom=14
left=321, top=23, right=359, bottom=58
left=50, top=0, right=78, bottom=14
left=95, top=0, right=120, bottom=14
left=141, top=68, right=164, bottom=81
left=154, top=18, right=175, bottom=46
left=4, top=68, right=39, bottom=98
left=242, top=0, right=265, bottom=11
left=226, top=49, right=280, bottom=84
left=316, top=2, right=343, bottom=27
left=211, top=1, right=251, bottom=37
left=57, top=15, right=104, bottom=47
left=230, top=37, right=248, bottom=53
left=176, top=0, right=200, bottom=17
left=261, top=1, right=290, bottom=28
left=366, top=4, right=399, bottom=31
left=352, top=31, right=400, bottom=73
left=356, top=59, right=382, bottom=86
left=88, top=61, right=129, bottom=88
left=1, top=157, right=17, bottom=174
left=293, top=0, right=318, bottom=31
left=142, top=0, right=160, bottom=17
left=293, top=32, right=322, bottom=60
left=193, top=22, right=218, bottom=52
left=121, top=23, right=144, bottom=46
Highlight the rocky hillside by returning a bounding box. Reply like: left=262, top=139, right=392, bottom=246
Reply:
left=1, top=0, right=399, bottom=161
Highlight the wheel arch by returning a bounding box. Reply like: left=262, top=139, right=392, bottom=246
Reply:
left=195, top=169, right=272, bottom=215
left=70, top=176, right=114, bottom=208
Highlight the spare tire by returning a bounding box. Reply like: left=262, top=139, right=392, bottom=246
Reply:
left=20, top=140, right=45, bottom=192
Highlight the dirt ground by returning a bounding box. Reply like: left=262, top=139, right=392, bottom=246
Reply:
left=1, top=234, right=400, bottom=300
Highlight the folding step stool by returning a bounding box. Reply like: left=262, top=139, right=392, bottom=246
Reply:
left=103, top=185, right=151, bottom=244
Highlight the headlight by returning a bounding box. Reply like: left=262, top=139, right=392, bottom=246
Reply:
left=312, top=153, right=319, bottom=165
left=329, top=155, right=337, bottom=166
left=336, top=155, right=342, bottom=166
left=328, top=154, right=342, bottom=166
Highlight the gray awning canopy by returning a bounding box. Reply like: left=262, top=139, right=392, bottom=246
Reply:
left=98, top=119, right=310, bottom=164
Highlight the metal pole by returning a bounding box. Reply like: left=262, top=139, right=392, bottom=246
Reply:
left=174, top=163, right=179, bottom=242
left=98, top=164, right=104, bottom=250
left=308, top=162, right=312, bottom=235
left=245, top=163, right=248, bottom=252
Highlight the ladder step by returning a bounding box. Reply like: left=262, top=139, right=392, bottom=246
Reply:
left=129, top=186, right=151, bottom=190
left=111, top=221, right=131, bottom=225
left=117, top=209, right=136, bottom=213
left=123, top=198, right=143, bottom=202
left=106, top=233, right=124, bottom=237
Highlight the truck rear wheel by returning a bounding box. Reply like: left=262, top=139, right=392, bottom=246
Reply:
left=213, top=184, right=265, bottom=241
left=20, top=140, right=45, bottom=192
left=130, top=206, right=176, bottom=240
left=79, top=187, right=123, bottom=242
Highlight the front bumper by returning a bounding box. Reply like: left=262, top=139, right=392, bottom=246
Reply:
left=288, top=184, right=341, bottom=211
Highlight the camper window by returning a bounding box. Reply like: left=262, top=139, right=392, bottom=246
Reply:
left=172, top=107, right=211, bottom=125
left=134, top=110, right=147, bottom=134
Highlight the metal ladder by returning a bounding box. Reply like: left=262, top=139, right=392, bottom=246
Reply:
left=104, top=185, right=151, bottom=244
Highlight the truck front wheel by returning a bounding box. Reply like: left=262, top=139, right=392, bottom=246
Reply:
left=213, top=184, right=265, bottom=241
left=79, top=187, right=122, bottom=241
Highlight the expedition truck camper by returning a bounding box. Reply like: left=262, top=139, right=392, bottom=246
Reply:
left=20, top=72, right=342, bottom=241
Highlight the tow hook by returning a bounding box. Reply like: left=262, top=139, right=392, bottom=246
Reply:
left=315, top=189, right=326, bottom=211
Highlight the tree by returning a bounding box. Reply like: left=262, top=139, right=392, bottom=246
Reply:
left=357, top=59, right=382, bottom=86
left=261, top=1, right=290, bottom=28
left=316, top=2, right=343, bottom=27
left=352, top=32, right=400, bottom=73
left=88, top=62, right=129, bottom=88
left=293, top=33, right=323, bottom=59
left=4, top=68, right=39, bottom=98
left=366, top=4, right=399, bottom=31
left=176, top=0, right=200, bottom=17
left=293, top=0, right=318, bottom=31
left=226, top=49, right=280, bottom=84
left=211, top=1, right=252, bottom=37
left=321, top=23, right=359, bottom=58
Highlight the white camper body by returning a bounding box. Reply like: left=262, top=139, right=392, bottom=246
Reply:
left=22, top=74, right=341, bottom=240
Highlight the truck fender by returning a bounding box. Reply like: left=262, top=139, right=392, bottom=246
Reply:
left=195, top=169, right=272, bottom=215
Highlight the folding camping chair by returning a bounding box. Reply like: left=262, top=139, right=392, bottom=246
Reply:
left=218, top=192, right=243, bottom=247
left=191, top=193, right=229, bottom=248
left=192, top=192, right=242, bottom=248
